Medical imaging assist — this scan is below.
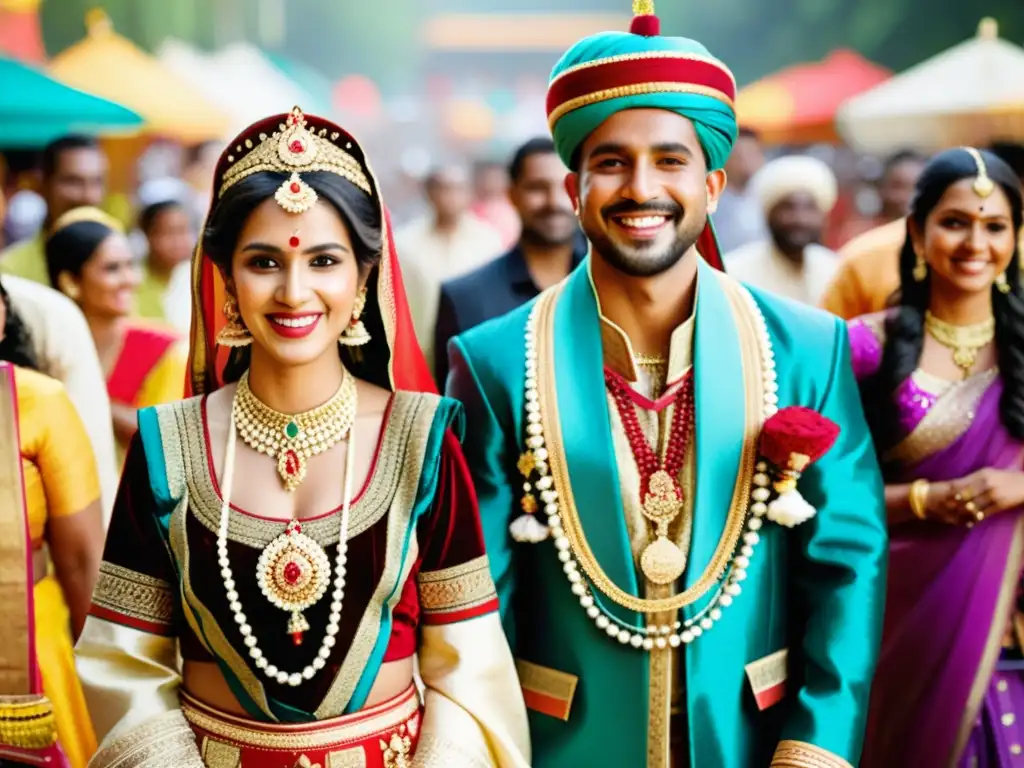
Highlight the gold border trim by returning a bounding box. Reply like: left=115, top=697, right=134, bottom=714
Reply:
left=90, top=710, right=203, bottom=768
left=180, top=686, right=419, bottom=750
left=536, top=272, right=764, bottom=613
left=951, top=515, right=1024, bottom=762
left=549, top=82, right=734, bottom=128
left=549, top=50, right=736, bottom=89
left=92, top=562, right=175, bottom=628
left=771, top=739, right=854, bottom=768
left=882, top=368, right=997, bottom=466
left=417, top=555, right=496, bottom=614
left=314, top=394, right=437, bottom=718
left=0, top=366, right=30, bottom=697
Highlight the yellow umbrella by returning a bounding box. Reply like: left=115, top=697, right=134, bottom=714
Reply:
left=49, top=9, right=229, bottom=144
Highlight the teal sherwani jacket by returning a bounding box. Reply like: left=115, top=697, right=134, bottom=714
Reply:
left=446, top=256, right=887, bottom=768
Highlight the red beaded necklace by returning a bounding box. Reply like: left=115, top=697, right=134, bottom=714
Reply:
left=605, top=367, right=695, bottom=584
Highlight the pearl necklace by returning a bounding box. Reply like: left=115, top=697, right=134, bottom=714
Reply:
left=520, top=284, right=778, bottom=652
left=218, top=382, right=357, bottom=687
left=234, top=370, right=357, bottom=492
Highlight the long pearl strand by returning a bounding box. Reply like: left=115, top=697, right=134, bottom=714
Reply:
left=217, top=397, right=356, bottom=687
left=522, top=284, right=779, bottom=652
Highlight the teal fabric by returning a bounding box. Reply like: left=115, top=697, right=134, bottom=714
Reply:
left=0, top=56, right=142, bottom=148
left=345, top=396, right=465, bottom=713
left=447, top=260, right=887, bottom=766
left=549, top=32, right=737, bottom=170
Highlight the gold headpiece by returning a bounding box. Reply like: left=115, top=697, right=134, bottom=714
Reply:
left=218, top=107, right=373, bottom=214
left=49, top=206, right=124, bottom=236
left=634, top=0, right=655, bottom=14
left=963, top=146, right=995, bottom=198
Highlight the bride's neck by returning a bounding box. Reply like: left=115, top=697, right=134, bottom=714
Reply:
left=246, top=348, right=346, bottom=414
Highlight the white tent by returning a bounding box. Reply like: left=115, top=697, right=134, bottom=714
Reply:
left=838, top=19, right=1024, bottom=153
left=157, top=39, right=320, bottom=135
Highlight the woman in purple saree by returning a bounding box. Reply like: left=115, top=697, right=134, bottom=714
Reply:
left=853, top=148, right=1024, bottom=767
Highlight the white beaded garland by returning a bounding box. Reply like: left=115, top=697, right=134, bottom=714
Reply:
left=519, top=284, right=779, bottom=652
left=215, top=401, right=357, bottom=686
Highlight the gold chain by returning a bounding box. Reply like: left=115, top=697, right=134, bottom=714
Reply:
left=924, top=311, right=995, bottom=377
left=535, top=280, right=766, bottom=613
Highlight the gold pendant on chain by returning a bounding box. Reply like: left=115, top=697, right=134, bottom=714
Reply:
left=255, top=520, right=332, bottom=645
left=639, top=470, right=687, bottom=585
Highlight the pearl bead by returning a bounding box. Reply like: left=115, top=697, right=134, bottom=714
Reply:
left=752, top=502, right=768, bottom=516
left=571, top=583, right=586, bottom=596
left=227, top=590, right=239, bottom=603
left=606, top=624, right=619, bottom=637
left=668, top=635, right=680, bottom=648
left=743, top=532, right=760, bottom=545
left=567, top=571, right=581, bottom=584
left=719, top=595, right=734, bottom=607
left=249, top=647, right=262, bottom=659
left=554, top=537, right=570, bottom=551
left=617, top=630, right=630, bottom=644
left=596, top=616, right=610, bottom=630
left=318, top=647, right=332, bottom=660
left=255, top=657, right=268, bottom=669
left=753, top=473, right=770, bottom=487
left=656, top=637, right=667, bottom=649
left=265, top=665, right=278, bottom=678
left=741, top=545, right=754, bottom=557
left=752, top=488, right=770, bottom=502
left=681, top=631, right=694, bottom=644
left=288, top=673, right=303, bottom=687
left=245, top=636, right=258, bottom=648
left=324, top=636, right=336, bottom=648
left=700, top=618, right=713, bottom=630
left=302, top=668, right=316, bottom=680
left=748, top=518, right=763, bottom=531
left=221, top=567, right=231, bottom=579
left=312, top=657, right=326, bottom=671
left=644, top=638, right=655, bottom=650
left=733, top=568, right=748, bottom=582
left=562, top=561, right=577, bottom=574
left=726, top=583, right=742, bottom=597
left=580, top=596, right=594, bottom=609
left=630, top=634, right=644, bottom=648
left=557, top=550, right=571, bottom=563
left=586, top=606, right=600, bottom=619
left=710, top=608, right=722, bottom=621
left=276, top=671, right=289, bottom=685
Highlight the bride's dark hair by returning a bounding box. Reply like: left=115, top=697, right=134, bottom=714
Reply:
left=863, top=148, right=1024, bottom=447
left=202, top=170, right=390, bottom=387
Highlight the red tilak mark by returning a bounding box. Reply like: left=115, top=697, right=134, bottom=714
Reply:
left=289, top=235, right=300, bottom=248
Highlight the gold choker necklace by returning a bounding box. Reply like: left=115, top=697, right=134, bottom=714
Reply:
left=233, top=370, right=358, bottom=491
left=924, top=311, right=995, bottom=377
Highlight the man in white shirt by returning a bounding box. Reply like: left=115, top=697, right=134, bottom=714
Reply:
left=4, top=274, right=118, bottom=524
left=396, top=164, right=503, bottom=364
left=726, top=155, right=840, bottom=306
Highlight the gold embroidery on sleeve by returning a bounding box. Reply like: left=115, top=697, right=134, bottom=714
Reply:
left=771, top=740, right=854, bottom=768
left=93, top=562, right=175, bottom=627
left=89, top=710, right=204, bottom=768
left=417, top=555, right=496, bottom=615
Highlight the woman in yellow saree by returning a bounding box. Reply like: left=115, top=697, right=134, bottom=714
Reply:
left=0, top=279, right=104, bottom=768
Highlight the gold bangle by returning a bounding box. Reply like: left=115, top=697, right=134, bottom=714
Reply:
left=909, top=479, right=930, bottom=520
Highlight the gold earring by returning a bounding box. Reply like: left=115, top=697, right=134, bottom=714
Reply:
left=913, top=252, right=928, bottom=282
left=216, top=296, right=252, bottom=347
left=995, top=271, right=1012, bottom=294
left=339, top=287, right=371, bottom=347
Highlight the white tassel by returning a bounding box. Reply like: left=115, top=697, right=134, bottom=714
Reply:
left=510, top=514, right=550, bottom=543
left=766, top=488, right=817, bottom=528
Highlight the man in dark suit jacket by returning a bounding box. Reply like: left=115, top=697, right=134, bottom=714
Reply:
left=434, top=138, right=585, bottom=386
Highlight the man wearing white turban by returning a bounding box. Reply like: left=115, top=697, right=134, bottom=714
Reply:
left=726, top=155, right=840, bottom=305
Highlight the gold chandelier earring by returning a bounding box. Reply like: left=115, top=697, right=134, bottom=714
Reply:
left=339, top=287, right=371, bottom=346
left=216, top=296, right=253, bottom=347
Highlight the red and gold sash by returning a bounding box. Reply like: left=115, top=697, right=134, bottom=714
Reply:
left=0, top=363, right=68, bottom=766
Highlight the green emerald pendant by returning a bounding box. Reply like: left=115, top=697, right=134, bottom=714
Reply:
left=284, top=421, right=300, bottom=440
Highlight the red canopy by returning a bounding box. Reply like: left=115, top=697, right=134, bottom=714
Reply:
left=737, top=49, right=891, bottom=144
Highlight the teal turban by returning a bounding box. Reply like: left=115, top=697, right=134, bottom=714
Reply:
left=546, top=30, right=738, bottom=172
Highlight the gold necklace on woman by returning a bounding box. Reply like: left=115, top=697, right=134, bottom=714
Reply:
left=924, top=311, right=995, bottom=378
left=233, top=370, right=358, bottom=491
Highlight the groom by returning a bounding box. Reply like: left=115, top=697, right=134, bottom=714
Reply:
left=446, top=3, right=887, bottom=767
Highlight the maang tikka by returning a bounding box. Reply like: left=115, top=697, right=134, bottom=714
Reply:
left=339, top=287, right=371, bottom=346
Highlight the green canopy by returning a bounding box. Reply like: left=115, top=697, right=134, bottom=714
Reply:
left=0, top=56, right=143, bottom=148
left=266, top=53, right=334, bottom=117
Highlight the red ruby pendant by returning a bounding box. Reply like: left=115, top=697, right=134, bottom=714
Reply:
left=289, top=181, right=301, bottom=193
left=283, top=561, right=302, bottom=585
left=290, top=631, right=304, bottom=646
left=283, top=449, right=300, bottom=477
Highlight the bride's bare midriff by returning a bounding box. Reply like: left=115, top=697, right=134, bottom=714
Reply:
left=182, top=656, right=415, bottom=716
